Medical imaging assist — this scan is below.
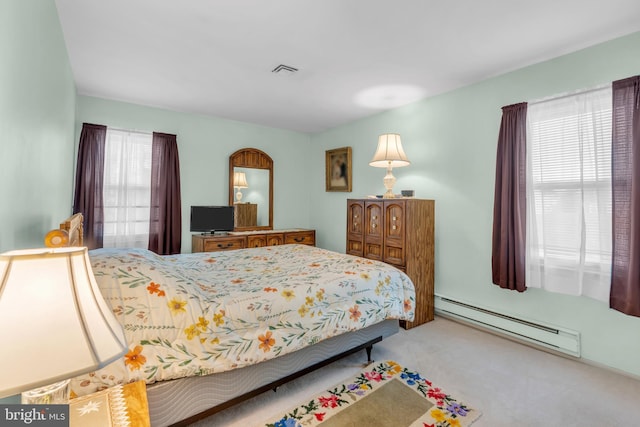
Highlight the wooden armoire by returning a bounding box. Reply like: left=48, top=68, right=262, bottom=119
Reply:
left=346, top=198, right=435, bottom=329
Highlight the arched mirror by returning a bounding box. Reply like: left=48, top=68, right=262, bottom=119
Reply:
left=228, top=148, right=273, bottom=231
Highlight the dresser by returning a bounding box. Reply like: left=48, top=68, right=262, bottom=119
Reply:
left=192, top=229, right=315, bottom=253
left=346, top=198, right=434, bottom=329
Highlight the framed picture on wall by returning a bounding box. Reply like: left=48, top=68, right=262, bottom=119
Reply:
left=325, top=146, right=352, bottom=192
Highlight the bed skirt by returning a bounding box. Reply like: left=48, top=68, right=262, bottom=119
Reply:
left=146, top=319, right=400, bottom=426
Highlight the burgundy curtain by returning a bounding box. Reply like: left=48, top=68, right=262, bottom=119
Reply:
left=611, top=76, right=640, bottom=317
left=73, top=123, right=106, bottom=250
left=492, top=102, right=528, bottom=291
left=149, top=132, right=182, bottom=255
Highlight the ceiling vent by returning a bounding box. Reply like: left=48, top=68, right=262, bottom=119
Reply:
left=272, top=64, right=299, bottom=74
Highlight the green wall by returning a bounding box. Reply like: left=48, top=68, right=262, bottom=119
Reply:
left=309, top=31, right=640, bottom=377
left=0, top=0, right=76, bottom=403
left=0, top=0, right=76, bottom=253
left=76, top=96, right=311, bottom=254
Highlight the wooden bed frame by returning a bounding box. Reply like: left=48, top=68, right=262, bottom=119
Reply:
left=45, top=214, right=400, bottom=426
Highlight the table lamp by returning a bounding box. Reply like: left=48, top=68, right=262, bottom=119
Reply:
left=233, top=171, right=249, bottom=203
left=0, top=247, right=128, bottom=404
left=369, top=133, right=410, bottom=198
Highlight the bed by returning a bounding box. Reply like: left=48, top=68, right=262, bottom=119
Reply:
left=45, top=214, right=416, bottom=426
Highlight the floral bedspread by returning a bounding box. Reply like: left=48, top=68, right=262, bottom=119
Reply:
left=71, top=244, right=415, bottom=396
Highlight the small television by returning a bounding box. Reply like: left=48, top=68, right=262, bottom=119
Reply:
left=190, top=206, right=235, bottom=234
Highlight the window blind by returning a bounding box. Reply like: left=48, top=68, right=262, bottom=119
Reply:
left=526, top=86, right=612, bottom=301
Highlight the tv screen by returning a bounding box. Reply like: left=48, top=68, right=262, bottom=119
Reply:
left=190, top=206, right=235, bottom=233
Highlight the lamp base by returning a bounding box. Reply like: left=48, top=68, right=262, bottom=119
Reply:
left=382, top=165, right=397, bottom=198
left=21, top=379, right=70, bottom=404
left=235, top=189, right=243, bottom=204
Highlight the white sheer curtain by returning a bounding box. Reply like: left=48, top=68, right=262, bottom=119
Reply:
left=103, top=128, right=152, bottom=248
left=526, top=86, right=612, bottom=302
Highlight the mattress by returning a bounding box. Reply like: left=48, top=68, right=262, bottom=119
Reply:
left=70, top=244, right=415, bottom=397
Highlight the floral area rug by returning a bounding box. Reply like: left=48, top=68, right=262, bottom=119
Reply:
left=264, top=360, right=481, bottom=427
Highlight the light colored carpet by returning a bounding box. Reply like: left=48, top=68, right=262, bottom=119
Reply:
left=191, top=316, right=640, bottom=426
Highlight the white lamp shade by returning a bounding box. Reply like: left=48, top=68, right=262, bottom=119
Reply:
left=369, top=133, right=410, bottom=168
left=0, top=247, right=128, bottom=399
left=233, top=172, right=249, bottom=188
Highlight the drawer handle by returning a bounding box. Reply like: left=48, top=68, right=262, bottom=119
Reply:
left=372, top=223, right=377, bottom=228
left=294, top=237, right=305, bottom=242
left=392, top=225, right=397, bottom=230
left=217, top=243, right=233, bottom=248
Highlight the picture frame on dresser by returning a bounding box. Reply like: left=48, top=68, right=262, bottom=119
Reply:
left=325, top=146, right=352, bottom=192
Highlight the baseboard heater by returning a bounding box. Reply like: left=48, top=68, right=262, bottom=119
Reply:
left=434, top=294, right=581, bottom=357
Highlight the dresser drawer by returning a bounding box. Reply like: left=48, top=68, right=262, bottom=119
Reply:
left=247, top=235, right=267, bottom=248
left=284, top=230, right=315, bottom=246
left=266, top=234, right=285, bottom=246
left=346, top=238, right=364, bottom=257
left=247, top=233, right=285, bottom=248
left=384, top=244, right=405, bottom=267
left=202, top=236, right=246, bottom=252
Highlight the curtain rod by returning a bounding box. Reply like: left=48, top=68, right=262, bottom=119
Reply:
left=107, top=126, right=152, bottom=135
left=528, top=83, right=610, bottom=106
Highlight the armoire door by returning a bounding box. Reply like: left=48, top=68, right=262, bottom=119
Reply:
left=364, top=201, right=383, bottom=261
left=383, top=201, right=406, bottom=267
left=346, top=200, right=364, bottom=256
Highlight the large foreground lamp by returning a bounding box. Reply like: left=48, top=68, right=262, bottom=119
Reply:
left=233, top=171, right=249, bottom=203
left=0, top=247, right=128, bottom=403
left=369, top=133, right=410, bottom=198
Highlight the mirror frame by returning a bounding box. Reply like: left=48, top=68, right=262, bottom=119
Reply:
left=229, top=148, right=274, bottom=231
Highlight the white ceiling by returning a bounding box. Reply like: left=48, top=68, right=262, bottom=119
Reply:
left=54, top=0, right=640, bottom=134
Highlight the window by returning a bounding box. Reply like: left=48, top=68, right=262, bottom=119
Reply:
left=103, top=128, right=152, bottom=248
left=526, top=86, right=612, bottom=302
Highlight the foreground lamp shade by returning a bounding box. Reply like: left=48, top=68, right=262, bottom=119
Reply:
left=233, top=171, right=249, bottom=203
left=370, top=133, right=410, bottom=198
left=0, top=247, right=128, bottom=399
